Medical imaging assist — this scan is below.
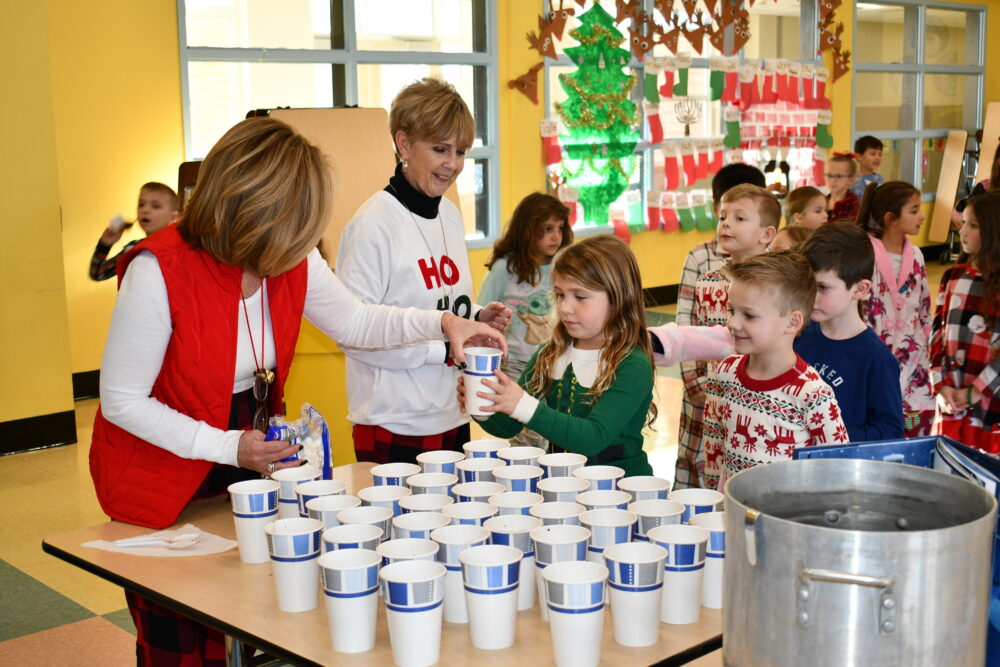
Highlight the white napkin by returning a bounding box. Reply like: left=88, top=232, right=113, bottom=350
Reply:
left=83, top=523, right=238, bottom=558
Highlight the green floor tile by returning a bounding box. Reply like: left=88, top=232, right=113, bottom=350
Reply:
left=0, top=560, right=94, bottom=641
left=101, top=608, right=136, bottom=635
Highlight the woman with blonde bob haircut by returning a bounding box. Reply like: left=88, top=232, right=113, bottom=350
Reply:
left=337, top=78, right=511, bottom=465
left=91, top=117, right=505, bottom=664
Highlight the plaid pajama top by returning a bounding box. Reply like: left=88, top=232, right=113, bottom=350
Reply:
left=930, top=264, right=1000, bottom=429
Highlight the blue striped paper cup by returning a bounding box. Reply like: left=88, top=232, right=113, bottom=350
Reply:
left=294, top=479, right=347, bottom=517
left=629, top=499, right=685, bottom=541
left=429, top=524, right=490, bottom=572
left=537, top=476, right=590, bottom=503
left=322, top=523, right=383, bottom=553
left=306, top=494, right=361, bottom=530
left=689, top=511, right=726, bottom=609
left=376, top=538, right=438, bottom=568
left=451, top=481, right=505, bottom=503
left=488, top=491, right=544, bottom=516
left=319, top=548, right=381, bottom=598
left=542, top=560, right=608, bottom=613
left=530, top=524, right=591, bottom=567
left=392, top=511, right=451, bottom=540
left=318, top=548, right=381, bottom=653
left=380, top=559, right=447, bottom=610
left=493, top=464, right=544, bottom=493
left=441, top=501, right=498, bottom=526
left=529, top=501, right=586, bottom=526
left=603, top=542, right=667, bottom=647
left=603, top=542, right=666, bottom=592
left=271, top=465, right=322, bottom=519
left=572, top=465, right=626, bottom=491
left=357, top=484, right=411, bottom=517
left=667, top=488, right=724, bottom=524
left=265, top=518, right=323, bottom=561
left=462, top=347, right=503, bottom=374
left=370, top=462, right=421, bottom=488
left=497, top=446, right=546, bottom=467
left=405, top=472, right=458, bottom=497
left=537, top=452, right=587, bottom=478
left=228, top=479, right=279, bottom=518
left=579, top=509, right=637, bottom=562
left=336, top=505, right=393, bottom=544
left=617, top=475, right=671, bottom=502
left=398, top=493, right=454, bottom=515
left=459, top=544, right=522, bottom=650
left=455, top=457, right=507, bottom=483
left=460, top=544, right=522, bottom=593
left=416, top=449, right=465, bottom=475
left=576, top=490, right=632, bottom=511
left=645, top=524, right=709, bottom=572
left=462, top=439, right=507, bottom=459
left=484, top=514, right=541, bottom=558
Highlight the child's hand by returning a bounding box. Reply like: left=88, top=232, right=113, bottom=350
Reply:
left=457, top=375, right=469, bottom=414
left=937, top=386, right=966, bottom=414
left=478, top=302, right=513, bottom=333
left=99, top=224, right=125, bottom=247
left=477, top=369, right=524, bottom=416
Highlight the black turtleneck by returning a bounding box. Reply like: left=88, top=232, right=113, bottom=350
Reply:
left=384, top=162, right=442, bottom=219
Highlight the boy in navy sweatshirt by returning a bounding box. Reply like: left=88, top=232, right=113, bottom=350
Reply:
left=794, top=221, right=904, bottom=441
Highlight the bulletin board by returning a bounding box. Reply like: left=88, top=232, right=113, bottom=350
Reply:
left=270, top=107, right=461, bottom=266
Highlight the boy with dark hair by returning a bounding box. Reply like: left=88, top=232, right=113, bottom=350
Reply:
left=89, top=182, right=179, bottom=281
left=703, top=251, right=849, bottom=489
left=851, top=135, right=884, bottom=198
left=794, top=222, right=904, bottom=441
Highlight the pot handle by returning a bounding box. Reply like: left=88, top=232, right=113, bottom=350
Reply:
left=743, top=509, right=761, bottom=565
left=797, top=568, right=897, bottom=634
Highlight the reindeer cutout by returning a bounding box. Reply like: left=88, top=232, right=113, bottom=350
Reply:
left=730, top=6, right=752, bottom=53
left=818, top=14, right=842, bottom=54
left=653, top=0, right=675, bottom=19
left=818, top=0, right=842, bottom=20
left=508, top=62, right=544, bottom=104
left=628, top=11, right=658, bottom=62
left=832, top=48, right=852, bottom=81
left=527, top=23, right=557, bottom=60
left=543, top=0, right=575, bottom=41
left=659, top=11, right=682, bottom=53
left=615, top=0, right=641, bottom=25
left=683, top=10, right=709, bottom=55
left=679, top=0, right=699, bottom=16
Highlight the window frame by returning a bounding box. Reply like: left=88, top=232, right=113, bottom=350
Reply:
left=850, top=0, right=986, bottom=201
left=176, top=0, right=501, bottom=249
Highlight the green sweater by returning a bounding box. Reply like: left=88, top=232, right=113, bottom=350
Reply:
left=480, top=346, right=654, bottom=477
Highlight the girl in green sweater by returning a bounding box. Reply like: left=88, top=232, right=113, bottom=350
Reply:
left=460, top=235, right=657, bottom=476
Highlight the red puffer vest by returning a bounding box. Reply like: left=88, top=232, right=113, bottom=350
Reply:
left=89, top=225, right=307, bottom=528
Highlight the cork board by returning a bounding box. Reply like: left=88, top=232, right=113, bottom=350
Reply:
left=270, top=107, right=460, bottom=266
left=928, top=130, right=967, bottom=243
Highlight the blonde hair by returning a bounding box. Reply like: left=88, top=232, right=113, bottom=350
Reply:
left=720, top=184, right=781, bottom=229
left=390, top=78, right=475, bottom=153
left=784, top=186, right=824, bottom=222
left=723, top=251, right=816, bottom=330
left=179, top=118, right=331, bottom=277
left=527, top=236, right=657, bottom=425
left=772, top=226, right=813, bottom=250
left=828, top=153, right=858, bottom=176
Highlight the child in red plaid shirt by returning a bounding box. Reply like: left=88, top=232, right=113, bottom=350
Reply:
left=931, top=191, right=1000, bottom=452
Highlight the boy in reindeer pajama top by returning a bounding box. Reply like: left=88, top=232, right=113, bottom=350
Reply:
left=702, top=252, right=849, bottom=490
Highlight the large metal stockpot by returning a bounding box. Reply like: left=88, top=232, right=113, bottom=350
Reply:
left=723, top=459, right=996, bottom=667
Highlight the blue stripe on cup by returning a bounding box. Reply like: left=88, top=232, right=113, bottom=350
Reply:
left=271, top=553, right=319, bottom=563
left=233, top=509, right=277, bottom=519
left=665, top=563, right=705, bottom=572
left=324, top=586, right=379, bottom=599
left=708, top=531, right=725, bottom=554
left=608, top=580, right=662, bottom=593
left=548, top=602, right=604, bottom=615
left=465, top=582, right=518, bottom=595
left=384, top=600, right=443, bottom=613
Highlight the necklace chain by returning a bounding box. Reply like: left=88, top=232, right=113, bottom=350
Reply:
left=387, top=183, right=454, bottom=310
left=241, top=279, right=273, bottom=383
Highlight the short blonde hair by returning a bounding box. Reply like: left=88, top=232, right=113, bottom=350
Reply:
left=723, top=250, right=816, bottom=327
left=720, top=184, right=781, bottom=229
left=179, top=118, right=331, bottom=277
left=828, top=153, right=858, bottom=176
left=784, top=186, right=824, bottom=222
left=389, top=78, right=475, bottom=152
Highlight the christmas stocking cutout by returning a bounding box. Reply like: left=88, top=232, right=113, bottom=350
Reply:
left=558, top=187, right=579, bottom=226
left=761, top=60, right=778, bottom=104
left=709, top=139, right=724, bottom=173
left=662, top=143, right=681, bottom=190
left=541, top=119, right=561, bottom=166
left=660, top=192, right=679, bottom=233
left=815, top=67, right=832, bottom=110
left=691, top=192, right=715, bottom=231
left=646, top=190, right=662, bottom=231
left=775, top=59, right=791, bottom=103
left=816, top=110, right=834, bottom=148
left=709, top=56, right=724, bottom=101
left=812, top=148, right=827, bottom=187
left=659, top=56, right=676, bottom=98
left=645, top=102, right=664, bottom=145
left=787, top=61, right=802, bottom=105
left=721, top=57, right=739, bottom=103
left=681, top=140, right=699, bottom=186
left=724, top=106, right=742, bottom=149
left=801, top=64, right=817, bottom=109
left=673, top=53, right=692, bottom=97
left=676, top=193, right=696, bottom=232
left=644, top=58, right=663, bottom=103
left=696, top=139, right=711, bottom=182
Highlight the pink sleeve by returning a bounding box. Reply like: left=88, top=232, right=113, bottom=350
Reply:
left=650, top=324, right=734, bottom=367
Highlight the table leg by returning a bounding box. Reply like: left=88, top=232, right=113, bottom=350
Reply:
left=225, top=635, right=246, bottom=667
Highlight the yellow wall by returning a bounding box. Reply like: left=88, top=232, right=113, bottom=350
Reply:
left=0, top=3, right=74, bottom=423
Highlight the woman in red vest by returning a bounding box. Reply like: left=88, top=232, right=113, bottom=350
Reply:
left=90, top=117, right=506, bottom=666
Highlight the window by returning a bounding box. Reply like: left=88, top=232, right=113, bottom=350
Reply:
left=544, top=0, right=819, bottom=231
left=178, top=0, right=498, bottom=245
left=853, top=1, right=984, bottom=195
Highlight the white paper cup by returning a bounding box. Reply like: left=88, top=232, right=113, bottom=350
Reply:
left=497, top=446, right=546, bottom=466
left=462, top=438, right=507, bottom=459
left=265, top=518, right=323, bottom=612
left=460, top=544, right=522, bottom=649
left=576, top=490, right=632, bottom=511
left=441, top=501, right=498, bottom=526
left=493, top=464, right=544, bottom=493
left=668, top=488, right=725, bottom=524
left=488, top=491, right=544, bottom=516
left=306, top=494, right=361, bottom=530
left=451, top=481, right=505, bottom=503
left=537, top=452, right=588, bottom=478
left=572, top=465, right=626, bottom=491
left=398, top=493, right=454, bottom=515
left=629, top=499, right=686, bottom=541
left=603, top=542, right=667, bottom=647
left=370, top=462, right=421, bottom=488
left=530, top=524, right=591, bottom=622
left=579, top=509, right=637, bottom=564
left=319, top=548, right=380, bottom=653
left=463, top=347, right=503, bottom=417
left=542, top=560, right=609, bottom=667
left=690, top=511, right=726, bottom=609
left=416, top=449, right=465, bottom=475
left=537, top=476, right=590, bottom=502
left=336, top=505, right=393, bottom=544
left=392, top=511, right=450, bottom=540
left=377, top=538, right=438, bottom=567
left=357, top=484, right=411, bottom=517
left=646, top=524, right=710, bottom=624
left=380, top=560, right=447, bottom=667
left=430, top=524, right=490, bottom=624
left=455, top=457, right=507, bottom=483
left=293, top=479, right=347, bottom=517
left=484, top=514, right=541, bottom=610
left=322, top=523, right=383, bottom=553
left=405, top=472, right=458, bottom=496
left=530, top=501, right=586, bottom=526
left=617, top=475, right=671, bottom=502
left=271, top=465, right=322, bottom=519
left=228, top=479, right=279, bottom=564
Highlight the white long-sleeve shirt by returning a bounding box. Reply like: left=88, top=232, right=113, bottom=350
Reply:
left=99, top=248, right=444, bottom=466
